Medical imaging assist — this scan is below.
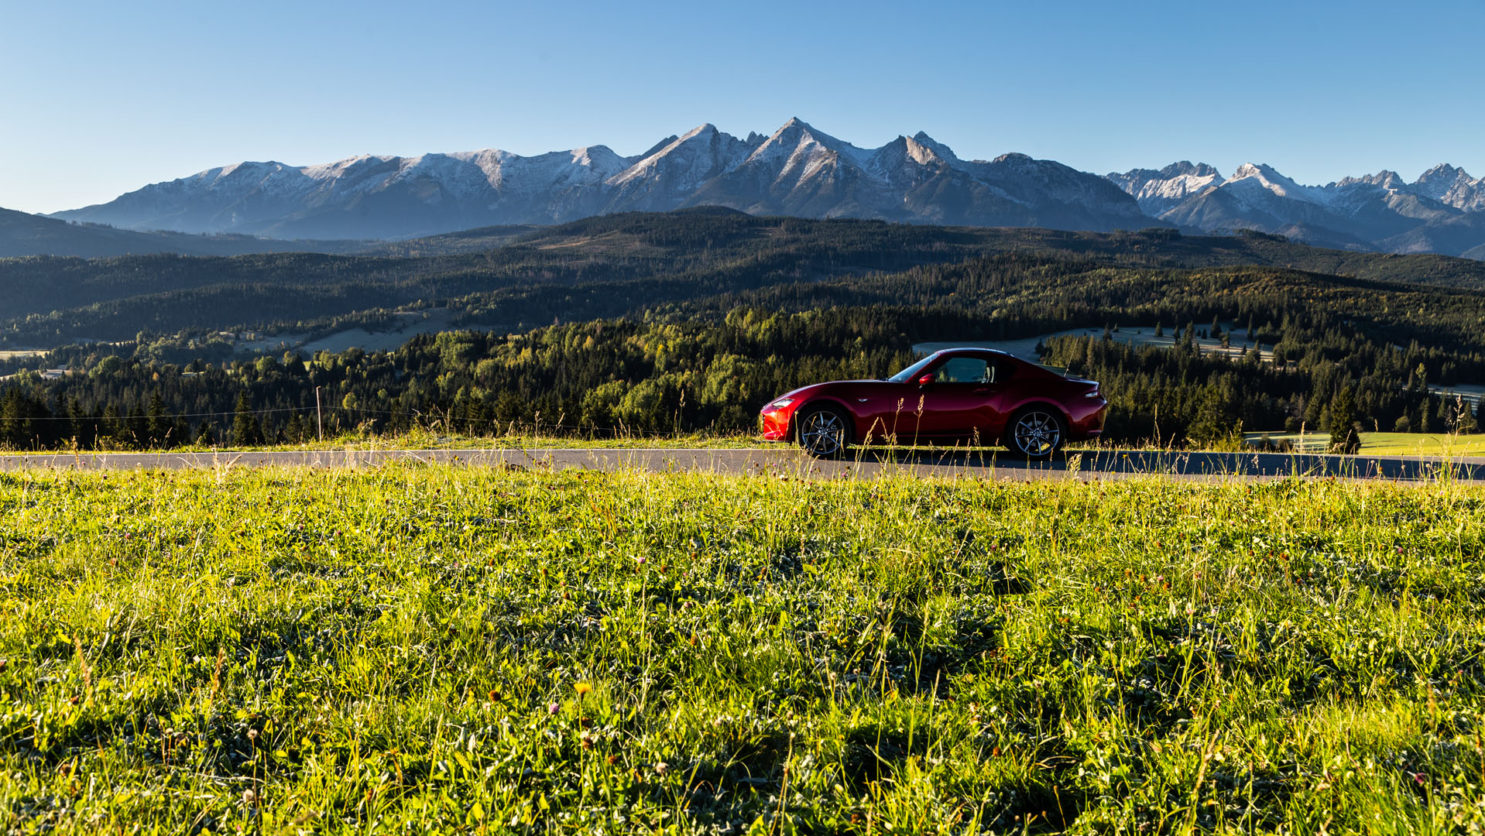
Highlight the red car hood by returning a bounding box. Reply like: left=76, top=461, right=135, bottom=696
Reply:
left=773, top=380, right=882, bottom=400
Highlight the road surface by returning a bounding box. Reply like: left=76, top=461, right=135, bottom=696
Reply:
left=1, top=447, right=1482, bottom=482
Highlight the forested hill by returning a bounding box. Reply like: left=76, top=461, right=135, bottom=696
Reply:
left=4, top=210, right=1485, bottom=451
left=5, top=212, right=1485, bottom=349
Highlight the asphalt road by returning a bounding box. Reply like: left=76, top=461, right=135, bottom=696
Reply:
left=1, top=446, right=1482, bottom=482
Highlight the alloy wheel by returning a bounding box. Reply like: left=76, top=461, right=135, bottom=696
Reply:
left=798, top=410, right=847, bottom=457
left=1012, top=410, right=1062, bottom=458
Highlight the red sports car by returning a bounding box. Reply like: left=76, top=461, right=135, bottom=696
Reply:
left=760, top=348, right=1107, bottom=458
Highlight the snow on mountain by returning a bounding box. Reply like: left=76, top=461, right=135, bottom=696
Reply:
left=1142, top=161, right=1485, bottom=256
left=49, top=123, right=1485, bottom=255
left=1106, top=162, right=1223, bottom=215
left=1414, top=164, right=1485, bottom=211
left=606, top=124, right=758, bottom=210
left=1224, top=162, right=1333, bottom=206
left=54, top=118, right=1151, bottom=238
left=38, top=119, right=1121, bottom=238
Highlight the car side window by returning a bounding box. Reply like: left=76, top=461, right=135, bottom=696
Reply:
left=936, top=357, right=990, bottom=383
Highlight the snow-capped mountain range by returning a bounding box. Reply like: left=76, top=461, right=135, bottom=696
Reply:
left=1109, top=161, right=1485, bottom=256
left=48, top=119, right=1145, bottom=241
left=50, top=119, right=1485, bottom=257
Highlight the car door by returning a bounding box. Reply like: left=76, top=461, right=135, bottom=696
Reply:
left=916, top=355, right=1003, bottom=439
left=852, top=382, right=928, bottom=443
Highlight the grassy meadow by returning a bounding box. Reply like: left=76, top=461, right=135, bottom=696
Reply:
left=1247, top=432, right=1485, bottom=458
left=1, top=465, right=1483, bottom=833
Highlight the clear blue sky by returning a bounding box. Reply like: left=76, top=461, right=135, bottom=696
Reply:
left=3, top=0, right=1482, bottom=214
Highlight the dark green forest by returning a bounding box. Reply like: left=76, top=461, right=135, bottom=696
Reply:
left=2, top=211, right=1484, bottom=450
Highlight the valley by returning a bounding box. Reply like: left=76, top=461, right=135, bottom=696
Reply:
left=1, top=213, right=1483, bottom=454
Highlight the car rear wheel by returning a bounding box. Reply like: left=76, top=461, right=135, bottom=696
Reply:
left=1005, top=407, right=1066, bottom=460
left=796, top=407, right=850, bottom=459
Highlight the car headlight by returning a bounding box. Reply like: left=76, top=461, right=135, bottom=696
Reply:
left=767, top=398, right=795, bottom=410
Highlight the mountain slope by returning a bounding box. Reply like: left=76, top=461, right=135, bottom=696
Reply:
left=8, top=212, right=1485, bottom=352
left=0, top=205, right=365, bottom=257
left=1105, top=162, right=1223, bottom=215
left=46, top=122, right=1485, bottom=257
left=54, top=119, right=1150, bottom=240
left=1108, top=162, right=1485, bottom=256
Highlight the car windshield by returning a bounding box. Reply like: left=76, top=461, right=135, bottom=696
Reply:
left=886, top=354, right=940, bottom=383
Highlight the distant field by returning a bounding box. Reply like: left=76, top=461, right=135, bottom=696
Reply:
left=0, top=467, right=1481, bottom=831
left=1249, top=431, right=1485, bottom=457
left=0, top=350, right=43, bottom=360
left=236, top=309, right=460, bottom=356
left=916, top=324, right=1274, bottom=365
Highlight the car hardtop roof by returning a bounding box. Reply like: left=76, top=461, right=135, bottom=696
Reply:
left=927, top=347, right=1018, bottom=361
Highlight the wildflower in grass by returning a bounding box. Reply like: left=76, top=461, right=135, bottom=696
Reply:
left=548, top=702, right=560, bottom=714
left=574, top=681, right=593, bottom=697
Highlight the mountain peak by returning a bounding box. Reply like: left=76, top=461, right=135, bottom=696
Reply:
left=1411, top=163, right=1482, bottom=210
left=1418, top=163, right=1466, bottom=182
left=1231, top=162, right=1274, bottom=179
left=47, top=120, right=1485, bottom=255
left=909, top=131, right=960, bottom=163
left=1334, top=170, right=1405, bottom=190
left=1226, top=163, right=1332, bottom=205
left=681, top=123, right=719, bottom=139
left=1157, top=161, right=1221, bottom=179
left=1104, top=161, right=1225, bottom=215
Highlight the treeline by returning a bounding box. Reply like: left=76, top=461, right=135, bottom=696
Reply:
left=0, top=309, right=919, bottom=449
left=7, top=212, right=1485, bottom=450
left=1042, top=326, right=1479, bottom=444
left=2, top=302, right=1482, bottom=451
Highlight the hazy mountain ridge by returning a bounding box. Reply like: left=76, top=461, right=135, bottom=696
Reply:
left=0, top=206, right=368, bottom=258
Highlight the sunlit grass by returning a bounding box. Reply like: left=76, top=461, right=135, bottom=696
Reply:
left=1358, top=432, right=1485, bottom=457
left=1247, top=431, right=1485, bottom=457
left=1, top=466, right=1482, bottom=832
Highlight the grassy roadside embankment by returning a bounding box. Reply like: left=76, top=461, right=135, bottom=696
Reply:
left=1, top=466, right=1482, bottom=832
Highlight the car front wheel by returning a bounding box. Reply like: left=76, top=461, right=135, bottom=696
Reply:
left=796, top=407, right=850, bottom=459
left=1005, top=407, right=1066, bottom=460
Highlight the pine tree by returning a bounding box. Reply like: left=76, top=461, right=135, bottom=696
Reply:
left=146, top=392, right=166, bottom=447
left=232, top=392, right=260, bottom=446
left=1328, top=387, right=1360, bottom=454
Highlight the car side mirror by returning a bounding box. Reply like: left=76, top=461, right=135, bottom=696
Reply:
left=916, top=373, right=935, bottom=386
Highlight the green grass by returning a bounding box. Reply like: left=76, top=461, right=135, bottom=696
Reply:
left=0, top=428, right=769, bottom=456
left=1357, top=432, right=1485, bottom=457
left=1248, top=431, right=1485, bottom=457
left=2, top=466, right=1484, bottom=833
